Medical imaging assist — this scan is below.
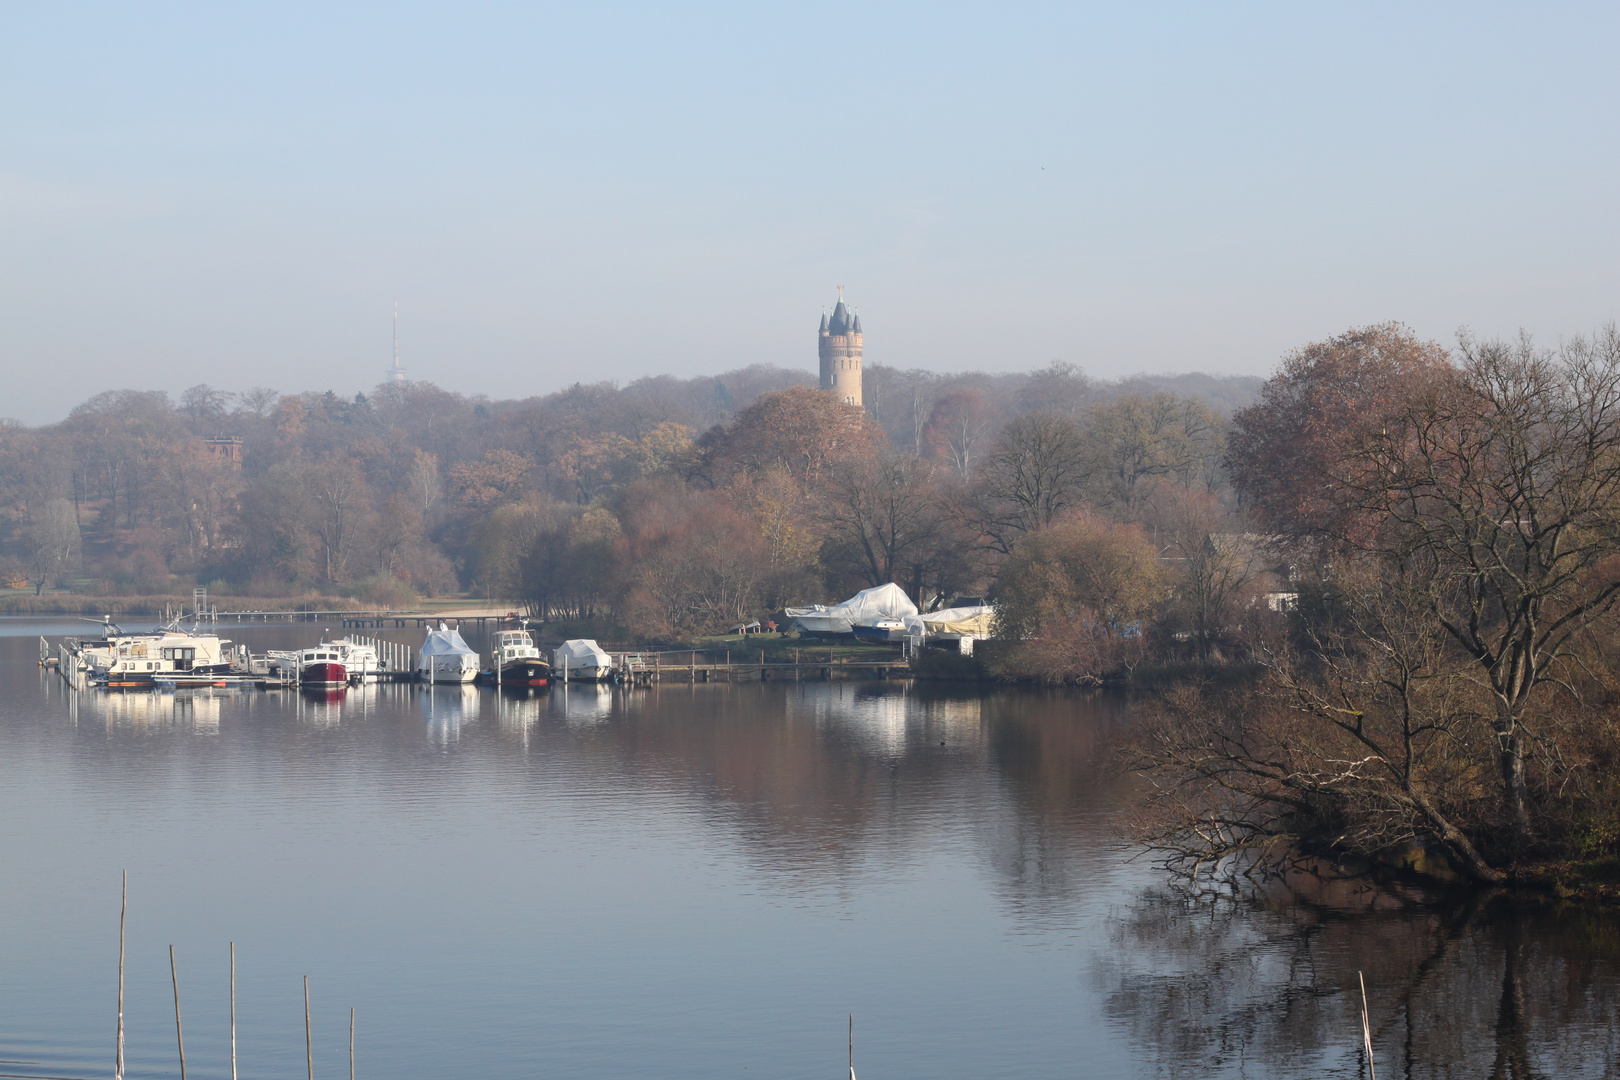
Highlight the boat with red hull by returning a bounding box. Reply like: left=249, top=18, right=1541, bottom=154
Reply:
left=298, top=647, right=349, bottom=687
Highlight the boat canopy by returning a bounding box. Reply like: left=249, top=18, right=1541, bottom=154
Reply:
left=418, top=623, right=477, bottom=659
left=554, top=638, right=612, bottom=670
left=903, top=605, right=996, bottom=642
left=785, top=583, right=918, bottom=635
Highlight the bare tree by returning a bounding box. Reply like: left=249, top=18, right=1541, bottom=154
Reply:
left=964, top=411, right=1093, bottom=554
left=1340, top=327, right=1620, bottom=843
left=820, top=453, right=947, bottom=596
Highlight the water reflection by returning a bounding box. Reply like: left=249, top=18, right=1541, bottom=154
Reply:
left=1099, top=885, right=1620, bottom=1079
left=11, top=619, right=1620, bottom=1080
left=420, top=683, right=480, bottom=743
left=76, top=686, right=227, bottom=732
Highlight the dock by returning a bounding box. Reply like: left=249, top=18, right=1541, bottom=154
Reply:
left=608, top=650, right=910, bottom=685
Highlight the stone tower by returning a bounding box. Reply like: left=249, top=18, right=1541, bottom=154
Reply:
left=818, top=289, right=863, bottom=408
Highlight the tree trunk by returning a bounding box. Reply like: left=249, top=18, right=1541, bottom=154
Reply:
left=1495, top=703, right=1533, bottom=844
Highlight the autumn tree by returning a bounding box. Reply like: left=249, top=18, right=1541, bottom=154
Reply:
left=992, top=513, right=1165, bottom=682
left=695, top=385, right=883, bottom=487
left=1333, top=328, right=1620, bottom=844
left=1226, top=323, right=1453, bottom=537
left=24, top=499, right=81, bottom=594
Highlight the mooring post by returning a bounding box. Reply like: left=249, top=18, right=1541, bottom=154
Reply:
left=115, top=871, right=126, bottom=1080
left=305, top=976, right=313, bottom=1080
left=230, top=942, right=237, bottom=1080
left=349, top=1007, right=355, bottom=1080
left=170, top=946, right=187, bottom=1080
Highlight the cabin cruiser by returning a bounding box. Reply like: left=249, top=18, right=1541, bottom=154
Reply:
left=78, top=625, right=233, bottom=687
left=483, top=627, right=550, bottom=685
left=296, top=646, right=348, bottom=687
left=417, top=623, right=480, bottom=683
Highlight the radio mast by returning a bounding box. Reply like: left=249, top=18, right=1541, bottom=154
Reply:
left=382, top=297, right=401, bottom=382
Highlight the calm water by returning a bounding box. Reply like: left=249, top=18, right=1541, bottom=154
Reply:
left=2, top=620, right=1617, bottom=1080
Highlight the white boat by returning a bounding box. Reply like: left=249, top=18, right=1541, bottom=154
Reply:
left=417, top=623, right=480, bottom=683
left=786, top=583, right=918, bottom=637
left=553, top=639, right=614, bottom=681
left=321, top=637, right=382, bottom=680
left=76, top=625, right=234, bottom=687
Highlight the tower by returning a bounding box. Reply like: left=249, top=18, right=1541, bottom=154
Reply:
left=388, top=298, right=407, bottom=382
left=818, top=286, right=863, bottom=408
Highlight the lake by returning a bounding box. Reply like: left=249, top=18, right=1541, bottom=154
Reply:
left=2, top=618, right=1617, bottom=1079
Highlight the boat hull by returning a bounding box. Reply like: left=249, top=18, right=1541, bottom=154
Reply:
left=850, top=624, right=906, bottom=644
left=484, top=658, right=550, bottom=686
left=301, top=661, right=349, bottom=686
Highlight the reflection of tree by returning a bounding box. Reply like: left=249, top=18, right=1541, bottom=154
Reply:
left=1098, top=887, right=1620, bottom=1079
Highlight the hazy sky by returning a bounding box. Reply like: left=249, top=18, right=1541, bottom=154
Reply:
left=4, top=3, right=1618, bottom=424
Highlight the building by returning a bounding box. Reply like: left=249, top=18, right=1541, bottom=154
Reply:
left=818, top=289, right=863, bottom=408
left=204, top=435, right=243, bottom=465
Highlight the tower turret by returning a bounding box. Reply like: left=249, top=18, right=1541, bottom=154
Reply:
left=817, top=288, right=863, bottom=408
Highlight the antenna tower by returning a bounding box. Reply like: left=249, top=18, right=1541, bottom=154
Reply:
left=389, top=298, right=406, bottom=382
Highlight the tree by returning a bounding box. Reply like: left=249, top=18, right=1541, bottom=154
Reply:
left=1132, top=555, right=1504, bottom=883
left=1226, top=322, right=1453, bottom=538
left=303, top=457, right=368, bottom=583
left=1149, top=484, right=1257, bottom=660
left=1084, top=393, right=1223, bottom=512
left=819, top=453, right=947, bottom=597
left=449, top=449, right=532, bottom=511
left=992, top=513, right=1166, bottom=682
left=965, top=411, right=1093, bottom=554
left=24, top=499, right=81, bottom=594
left=1334, top=328, right=1620, bottom=843
left=696, top=385, right=884, bottom=487
left=921, top=390, right=998, bottom=479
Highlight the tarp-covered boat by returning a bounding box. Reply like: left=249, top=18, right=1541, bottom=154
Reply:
left=786, top=583, right=918, bottom=636
left=417, top=623, right=480, bottom=683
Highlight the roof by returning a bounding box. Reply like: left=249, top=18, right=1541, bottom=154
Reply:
left=827, top=298, right=856, bottom=336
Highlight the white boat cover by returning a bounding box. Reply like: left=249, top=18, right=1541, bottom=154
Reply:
left=418, top=624, right=477, bottom=663
left=785, top=583, right=919, bottom=634
left=554, top=638, right=613, bottom=671
left=903, top=605, right=996, bottom=643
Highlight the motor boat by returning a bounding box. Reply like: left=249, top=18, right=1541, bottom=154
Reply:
left=851, top=619, right=909, bottom=644
left=297, top=646, right=348, bottom=687
left=553, top=639, right=614, bottom=682
left=483, top=627, right=550, bottom=685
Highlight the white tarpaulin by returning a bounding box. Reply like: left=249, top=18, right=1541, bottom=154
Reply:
left=786, top=583, right=919, bottom=635
left=417, top=623, right=480, bottom=679
left=903, top=605, right=996, bottom=644
left=554, top=638, right=612, bottom=674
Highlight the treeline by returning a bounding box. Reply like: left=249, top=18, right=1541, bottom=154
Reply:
left=1132, top=323, right=1620, bottom=887
left=0, top=362, right=1259, bottom=636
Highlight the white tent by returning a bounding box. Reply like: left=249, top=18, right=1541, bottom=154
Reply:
left=786, top=583, right=919, bottom=635
left=417, top=623, right=481, bottom=683
left=554, top=638, right=614, bottom=681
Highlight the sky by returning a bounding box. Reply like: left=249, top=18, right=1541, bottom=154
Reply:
left=3, top=2, right=1619, bottom=424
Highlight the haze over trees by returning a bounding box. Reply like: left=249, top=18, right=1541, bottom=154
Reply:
left=0, top=363, right=1256, bottom=641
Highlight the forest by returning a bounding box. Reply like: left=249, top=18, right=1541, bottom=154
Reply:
left=0, top=357, right=1257, bottom=660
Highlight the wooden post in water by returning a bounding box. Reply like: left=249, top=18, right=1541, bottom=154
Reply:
left=349, top=1007, right=355, bottom=1080
left=849, top=1013, right=854, bottom=1079
left=1358, top=971, right=1376, bottom=1080
left=305, top=975, right=313, bottom=1080
left=115, top=871, right=126, bottom=1080
left=170, top=946, right=187, bottom=1080
left=230, top=942, right=237, bottom=1080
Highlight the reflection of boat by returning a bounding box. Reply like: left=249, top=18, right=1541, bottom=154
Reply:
left=296, top=647, right=348, bottom=686
left=483, top=627, right=550, bottom=685
left=553, top=639, right=614, bottom=682
left=417, top=624, right=479, bottom=683
left=851, top=619, right=908, bottom=644
left=301, top=686, right=347, bottom=704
